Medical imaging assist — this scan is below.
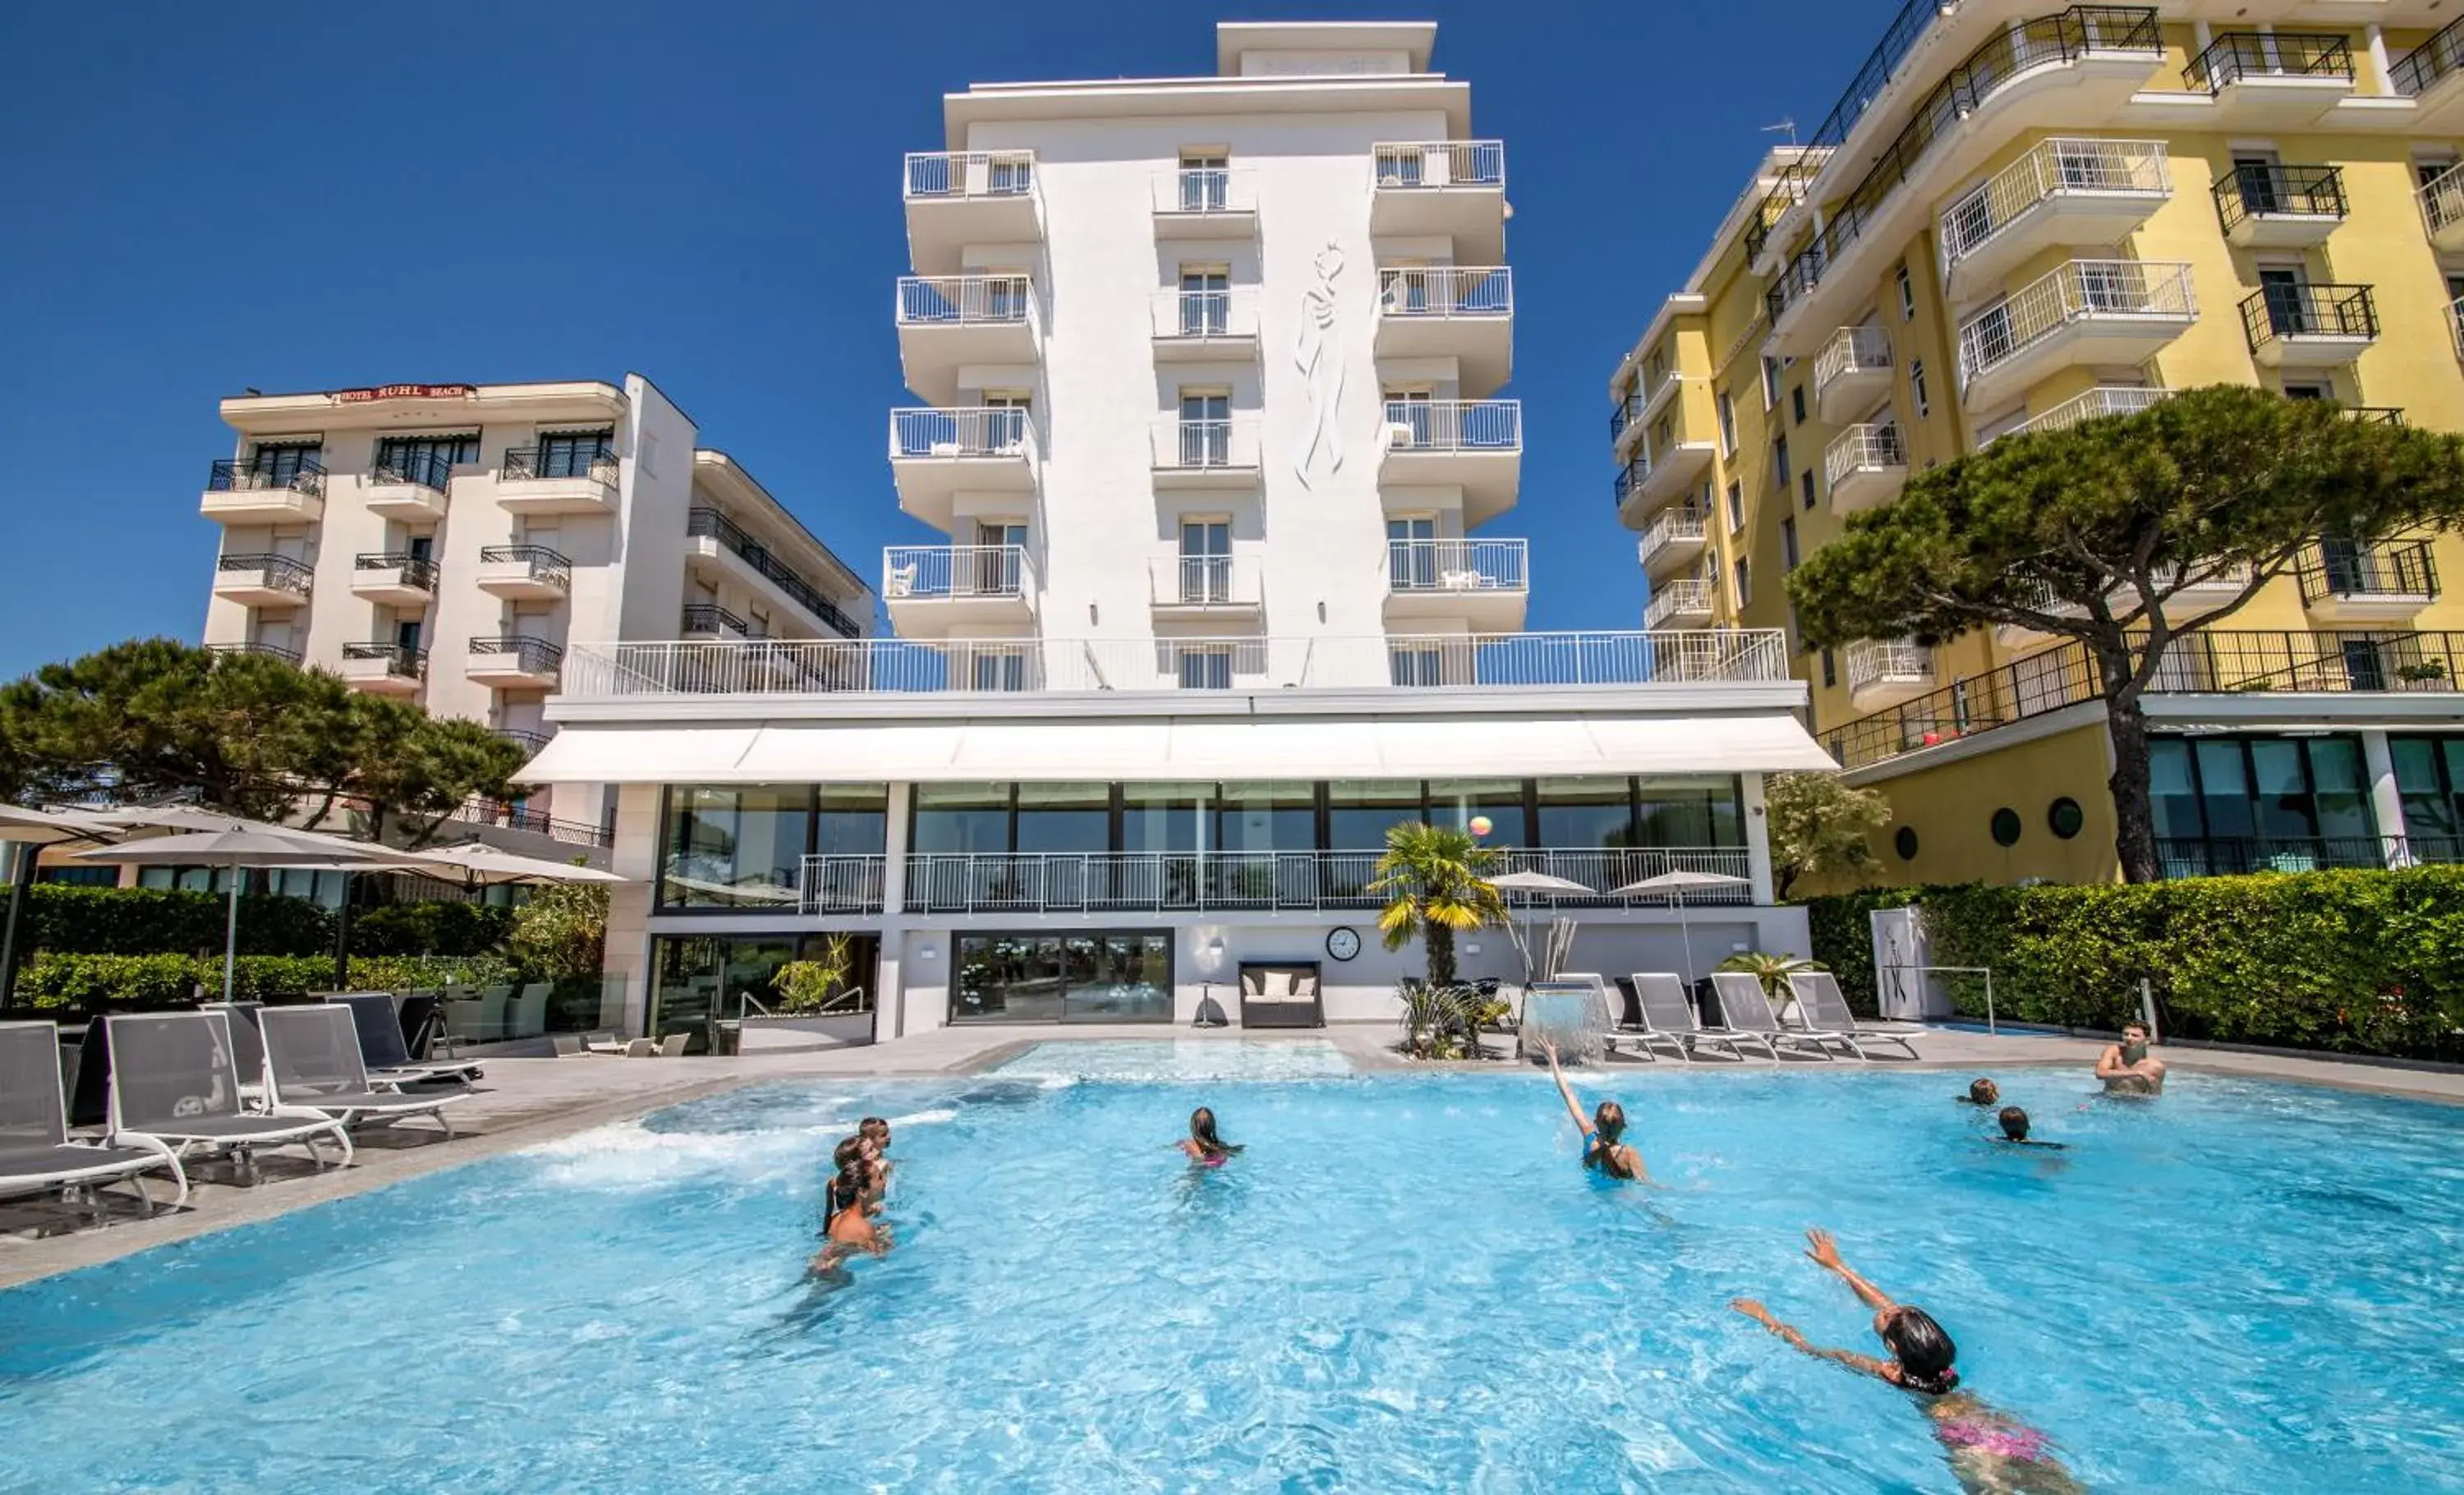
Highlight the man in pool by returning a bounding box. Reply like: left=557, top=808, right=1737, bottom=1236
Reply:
left=1993, top=1106, right=2066, bottom=1150
left=2094, top=1021, right=2167, bottom=1095
left=1539, top=1038, right=1647, bottom=1182
left=1957, top=1078, right=2000, bottom=1107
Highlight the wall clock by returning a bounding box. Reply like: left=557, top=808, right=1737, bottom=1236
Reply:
left=1326, top=927, right=1362, bottom=961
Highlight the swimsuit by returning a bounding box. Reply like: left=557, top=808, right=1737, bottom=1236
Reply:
left=1937, top=1417, right=2053, bottom=1465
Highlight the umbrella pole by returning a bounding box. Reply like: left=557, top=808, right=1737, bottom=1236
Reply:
left=0, top=841, right=35, bottom=1009
left=223, top=861, right=241, bottom=1005
left=332, top=872, right=354, bottom=991
left=1675, top=894, right=1697, bottom=989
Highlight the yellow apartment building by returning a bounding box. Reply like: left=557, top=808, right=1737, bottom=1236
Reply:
left=1615, top=0, right=2464, bottom=888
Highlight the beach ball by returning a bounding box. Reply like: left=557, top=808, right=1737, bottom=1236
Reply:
left=1468, top=816, right=1493, bottom=837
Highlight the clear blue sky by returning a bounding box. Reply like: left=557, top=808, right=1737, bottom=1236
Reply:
left=0, top=1, right=1884, bottom=679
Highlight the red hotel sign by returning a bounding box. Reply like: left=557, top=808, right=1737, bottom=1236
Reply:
left=335, top=384, right=476, bottom=403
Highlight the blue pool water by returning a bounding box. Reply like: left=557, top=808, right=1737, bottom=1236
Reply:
left=2, top=1052, right=2460, bottom=1492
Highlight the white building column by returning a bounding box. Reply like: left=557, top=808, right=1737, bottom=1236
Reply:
left=2368, top=25, right=2392, bottom=95
left=2362, top=729, right=2410, bottom=867
left=1742, top=771, right=1776, bottom=904
left=605, top=783, right=664, bottom=1034
left=873, top=783, right=913, bottom=1040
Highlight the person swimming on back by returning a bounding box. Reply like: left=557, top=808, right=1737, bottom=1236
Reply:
left=1993, top=1106, right=2066, bottom=1150
left=1731, top=1229, right=2081, bottom=1494
left=1177, top=1106, right=1243, bottom=1167
left=813, top=1153, right=889, bottom=1272
left=2095, top=1020, right=2166, bottom=1095
left=1957, top=1078, right=2001, bottom=1107
left=1539, top=1038, right=1647, bottom=1182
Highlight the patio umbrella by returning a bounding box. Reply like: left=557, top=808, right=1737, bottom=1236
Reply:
left=1486, top=869, right=1593, bottom=984
left=72, top=827, right=407, bottom=1004
left=1609, top=868, right=1754, bottom=987
left=0, top=805, right=127, bottom=1007
left=402, top=841, right=625, bottom=886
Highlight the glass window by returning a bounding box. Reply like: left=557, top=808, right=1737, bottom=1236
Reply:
left=1429, top=778, right=1529, bottom=847
left=1726, top=481, right=1745, bottom=531
left=2392, top=738, right=2455, bottom=839
left=953, top=931, right=1172, bottom=1024
left=660, top=785, right=813, bottom=908
left=1772, top=435, right=1791, bottom=487
left=911, top=782, right=1012, bottom=855
left=1716, top=391, right=1736, bottom=454
left=1910, top=359, right=1929, bottom=417
left=1536, top=776, right=1636, bottom=849
left=2149, top=739, right=2202, bottom=840
left=1635, top=775, right=1744, bottom=848
left=1014, top=781, right=1111, bottom=855
left=2194, top=740, right=2255, bottom=840
left=813, top=784, right=889, bottom=855
left=2249, top=739, right=2316, bottom=840
left=650, top=932, right=878, bottom=1047
left=538, top=428, right=615, bottom=478
left=1897, top=264, right=1915, bottom=320
left=1121, top=782, right=1208, bottom=853
left=1216, top=781, right=1316, bottom=853
left=1791, top=385, right=1806, bottom=425
left=1327, top=780, right=1425, bottom=850
left=2305, top=738, right=2372, bottom=840
left=39, top=866, right=120, bottom=888
left=1781, top=518, right=1799, bottom=569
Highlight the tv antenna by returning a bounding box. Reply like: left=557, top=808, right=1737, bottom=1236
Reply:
left=1760, top=117, right=1799, bottom=146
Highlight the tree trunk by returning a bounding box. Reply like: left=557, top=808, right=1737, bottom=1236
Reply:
left=1426, top=920, right=1457, bottom=987
left=2102, top=656, right=2162, bottom=883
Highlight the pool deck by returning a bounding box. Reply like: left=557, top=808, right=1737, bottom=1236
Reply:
left=3, top=1023, right=2457, bottom=1291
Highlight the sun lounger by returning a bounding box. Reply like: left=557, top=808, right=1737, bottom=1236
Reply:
left=258, top=1006, right=468, bottom=1138
left=103, top=1012, right=354, bottom=1175
left=201, top=1000, right=269, bottom=1102
left=327, top=993, right=483, bottom=1086
left=1626, top=972, right=1772, bottom=1062
left=1708, top=973, right=1844, bottom=1061
left=0, top=1021, right=187, bottom=1216
left=1786, top=972, right=1923, bottom=1061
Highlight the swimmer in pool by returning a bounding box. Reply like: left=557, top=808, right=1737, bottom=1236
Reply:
left=859, top=1116, right=894, bottom=1189
left=1539, top=1038, right=1647, bottom=1182
left=2095, top=1020, right=2166, bottom=1095
left=1732, top=1229, right=2081, bottom=1495
left=1993, top=1106, right=2066, bottom=1149
left=1177, top=1106, right=1242, bottom=1166
left=1957, top=1077, right=2001, bottom=1107
left=813, top=1153, right=889, bottom=1272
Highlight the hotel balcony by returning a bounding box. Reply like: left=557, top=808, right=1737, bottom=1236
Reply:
left=466, top=635, right=564, bottom=689
left=337, top=642, right=425, bottom=697
left=1937, top=137, right=2172, bottom=301
left=200, top=458, right=324, bottom=524
left=362, top=450, right=453, bottom=522
left=1643, top=578, right=1714, bottom=629
left=211, top=553, right=313, bottom=608
left=1381, top=539, right=1529, bottom=631
left=894, top=274, right=1038, bottom=407
left=901, top=151, right=1039, bottom=276
left=1374, top=266, right=1513, bottom=398
left=2393, top=16, right=2464, bottom=130
left=1996, top=563, right=2254, bottom=646
left=1150, top=288, right=1260, bottom=363
left=1824, top=424, right=1909, bottom=516
left=2420, top=161, right=2464, bottom=254
left=474, top=545, right=572, bottom=601
left=2213, top=163, right=2345, bottom=250
left=1762, top=7, right=2163, bottom=353
left=207, top=641, right=301, bottom=665
left=1380, top=400, right=1521, bottom=525
left=1956, top=259, right=2195, bottom=412
left=495, top=443, right=618, bottom=517
left=1150, top=554, right=1266, bottom=625
left=1988, top=385, right=2172, bottom=446
left=2296, top=540, right=2438, bottom=623
left=1369, top=140, right=1506, bottom=263
left=2181, top=31, right=2354, bottom=127
left=681, top=603, right=755, bottom=642
left=1609, top=366, right=1687, bottom=462
left=889, top=407, right=1037, bottom=530
left=348, top=552, right=438, bottom=606
left=686, top=507, right=865, bottom=640
left=1612, top=439, right=1714, bottom=530
left=1149, top=416, right=1262, bottom=490
left=1811, top=325, right=1893, bottom=426
left=2241, top=284, right=2376, bottom=370
left=1845, top=638, right=1934, bottom=713
left=883, top=545, right=1037, bottom=634
left=1152, top=167, right=1257, bottom=238
left=1636, top=507, right=1708, bottom=580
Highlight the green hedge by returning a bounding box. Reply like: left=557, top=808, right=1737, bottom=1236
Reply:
left=1800, top=867, right=2464, bottom=1060
left=8, top=883, right=511, bottom=959
left=11, top=952, right=518, bottom=1011
left=347, top=900, right=514, bottom=958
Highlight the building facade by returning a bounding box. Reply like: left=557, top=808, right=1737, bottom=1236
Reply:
left=198, top=375, right=873, bottom=845
left=1616, top=0, right=2464, bottom=886
left=520, top=21, right=1836, bottom=1042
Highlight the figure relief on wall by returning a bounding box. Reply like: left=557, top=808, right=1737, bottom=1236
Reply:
left=1293, top=240, right=1346, bottom=489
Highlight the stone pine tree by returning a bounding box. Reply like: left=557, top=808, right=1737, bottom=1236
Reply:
left=1787, top=386, right=2464, bottom=883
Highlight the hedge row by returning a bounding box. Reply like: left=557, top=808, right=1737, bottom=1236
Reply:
left=8, top=884, right=513, bottom=958
left=12, top=953, right=518, bottom=1010
left=1800, top=866, right=2464, bottom=1060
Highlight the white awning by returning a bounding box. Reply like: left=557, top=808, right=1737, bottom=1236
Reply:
left=517, top=712, right=1836, bottom=784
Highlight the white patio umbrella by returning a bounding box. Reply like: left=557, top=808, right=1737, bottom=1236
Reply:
left=0, top=805, right=128, bottom=1006
left=1609, top=868, right=1754, bottom=987
left=403, top=841, right=625, bottom=886
left=71, top=828, right=409, bottom=1004
left=1486, top=869, right=1593, bottom=982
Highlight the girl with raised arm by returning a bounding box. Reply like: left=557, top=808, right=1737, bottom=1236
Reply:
left=1539, top=1038, right=1647, bottom=1182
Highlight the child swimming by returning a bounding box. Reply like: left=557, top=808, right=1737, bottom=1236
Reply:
left=1540, top=1038, right=1647, bottom=1182
left=1178, top=1106, right=1242, bottom=1166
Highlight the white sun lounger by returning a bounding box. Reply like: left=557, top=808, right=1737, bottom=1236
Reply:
left=1625, top=973, right=1774, bottom=1062
left=1786, top=971, right=1924, bottom=1061
left=104, top=1012, right=354, bottom=1176
left=0, top=1021, right=188, bottom=1217
left=259, top=1006, right=470, bottom=1138
left=1709, top=973, right=1844, bottom=1061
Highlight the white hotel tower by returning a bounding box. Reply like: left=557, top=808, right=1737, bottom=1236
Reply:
left=523, top=20, right=1835, bottom=1044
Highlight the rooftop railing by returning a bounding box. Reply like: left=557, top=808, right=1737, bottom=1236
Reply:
left=215, top=552, right=314, bottom=596
left=1956, top=260, right=2195, bottom=392
left=1938, top=137, right=2170, bottom=278
left=902, top=150, right=1035, bottom=200
left=687, top=506, right=863, bottom=639
left=1371, top=140, right=1506, bottom=190
left=2393, top=14, right=2464, bottom=96
left=477, top=544, right=572, bottom=590
left=2184, top=30, right=2352, bottom=93
left=207, top=456, right=325, bottom=497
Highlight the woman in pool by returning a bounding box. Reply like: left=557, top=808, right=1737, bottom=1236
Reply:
left=1731, top=1228, right=2080, bottom=1494
left=814, top=1152, right=890, bottom=1272
left=1539, top=1039, right=1647, bottom=1182
left=1177, top=1106, right=1243, bottom=1166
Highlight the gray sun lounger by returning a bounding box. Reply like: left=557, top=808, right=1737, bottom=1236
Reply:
left=1624, top=972, right=1773, bottom=1062
left=326, top=992, right=484, bottom=1086
left=1709, top=973, right=1844, bottom=1061
left=104, top=1012, right=354, bottom=1175
left=1786, top=972, right=1924, bottom=1061
left=259, top=1006, right=469, bottom=1137
left=0, top=1021, right=188, bottom=1216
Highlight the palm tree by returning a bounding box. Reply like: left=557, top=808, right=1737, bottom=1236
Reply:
left=1717, top=950, right=1823, bottom=998
left=1368, top=822, right=1506, bottom=987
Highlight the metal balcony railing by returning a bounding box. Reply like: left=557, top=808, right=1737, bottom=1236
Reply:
left=1613, top=459, right=1643, bottom=510
left=1381, top=399, right=1521, bottom=453
left=890, top=407, right=1034, bottom=460
left=2347, top=407, right=2406, bottom=427
left=2296, top=540, right=2438, bottom=604
left=2184, top=30, right=2353, bottom=93
left=1149, top=554, right=1262, bottom=607
left=1385, top=539, right=1528, bottom=593
left=2420, top=161, right=2464, bottom=238
left=1958, top=260, right=2195, bottom=391
left=2240, top=283, right=2377, bottom=352
left=2393, top=15, right=2464, bottom=96
left=370, top=448, right=454, bottom=491
left=1371, top=140, right=1506, bottom=189
left=477, top=544, right=572, bottom=589
left=208, top=641, right=303, bottom=665
left=215, top=553, right=314, bottom=596
left=1149, top=416, right=1260, bottom=471
left=1150, top=288, right=1257, bottom=342
left=1938, top=137, right=2171, bottom=278
left=2213, top=163, right=2346, bottom=233
left=885, top=545, right=1031, bottom=601
left=1996, top=385, right=2172, bottom=444
left=469, top=636, right=565, bottom=675
left=681, top=603, right=750, bottom=638
left=902, top=150, right=1034, bottom=200
left=354, top=552, right=439, bottom=591
left=1639, top=508, right=1709, bottom=565
left=1152, top=167, right=1256, bottom=217
left=896, top=274, right=1033, bottom=326
left=1824, top=424, right=1908, bottom=488
left=1643, top=580, right=1714, bottom=628
left=2157, top=835, right=2393, bottom=879
left=1744, top=154, right=1818, bottom=269
left=341, top=642, right=425, bottom=678
left=207, top=456, right=325, bottom=497
left=1846, top=638, right=1933, bottom=692
left=501, top=444, right=615, bottom=483
left=1377, top=266, right=1512, bottom=318
left=493, top=728, right=551, bottom=756
left=1813, top=325, right=1894, bottom=399
left=453, top=797, right=613, bottom=848
left=687, top=506, right=863, bottom=639
left=1609, top=389, right=1642, bottom=444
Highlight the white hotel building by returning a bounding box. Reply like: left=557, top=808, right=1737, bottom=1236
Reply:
left=520, top=20, right=1837, bottom=1041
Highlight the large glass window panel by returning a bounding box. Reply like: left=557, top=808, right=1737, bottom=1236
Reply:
left=647, top=933, right=877, bottom=1048
left=2305, top=738, right=2374, bottom=841
left=1430, top=778, right=1529, bottom=847
left=812, top=784, right=890, bottom=855
left=1536, top=776, right=1639, bottom=849
left=1120, top=782, right=1209, bottom=853
left=2393, top=738, right=2455, bottom=839
left=1215, top=781, right=1317, bottom=853
left=951, top=930, right=1172, bottom=1024
left=2249, top=739, right=2317, bottom=840
left=1634, top=775, right=1744, bottom=847
left=1326, top=780, right=1425, bottom=849
left=2149, top=738, right=2202, bottom=840
left=2194, top=741, right=2255, bottom=840
left=2441, top=740, right=2464, bottom=846
left=660, top=785, right=814, bottom=908
left=911, top=782, right=1013, bottom=854
left=1014, top=782, right=1112, bottom=854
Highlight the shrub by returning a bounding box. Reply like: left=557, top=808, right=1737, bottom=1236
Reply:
left=13, top=951, right=517, bottom=1012
left=21, top=884, right=332, bottom=955
left=347, top=900, right=515, bottom=958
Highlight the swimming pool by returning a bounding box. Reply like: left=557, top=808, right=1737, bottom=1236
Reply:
left=2, top=1052, right=2458, bottom=1491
